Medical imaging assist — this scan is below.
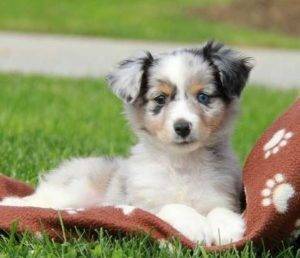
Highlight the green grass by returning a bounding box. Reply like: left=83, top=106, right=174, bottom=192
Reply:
left=0, top=73, right=298, bottom=257
left=0, top=230, right=298, bottom=257
left=0, top=0, right=299, bottom=49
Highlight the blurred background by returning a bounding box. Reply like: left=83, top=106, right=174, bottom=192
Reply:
left=0, top=0, right=299, bottom=47
left=0, top=0, right=299, bottom=87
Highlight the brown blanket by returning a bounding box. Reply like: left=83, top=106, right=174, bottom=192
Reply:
left=0, top=99, right=299, bottom=251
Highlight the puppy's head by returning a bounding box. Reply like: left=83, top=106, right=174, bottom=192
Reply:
left=107, top=41, right=252, bottom=152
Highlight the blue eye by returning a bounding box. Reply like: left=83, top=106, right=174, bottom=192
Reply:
left=197, top=93, right=210, bottom=105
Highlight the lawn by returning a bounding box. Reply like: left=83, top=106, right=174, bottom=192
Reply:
left=0, top=73, right=298, bottom=257
left=0, top=0, right=299, bottom=49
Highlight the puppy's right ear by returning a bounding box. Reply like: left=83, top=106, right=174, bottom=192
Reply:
left=106, top=52, right=154, bottom=103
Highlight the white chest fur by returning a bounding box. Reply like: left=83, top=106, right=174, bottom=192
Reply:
left=123, top=143, right=241, bottom=215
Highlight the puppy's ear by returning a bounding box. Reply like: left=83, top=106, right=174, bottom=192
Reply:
left=203, top=41, right=253, bottom=98
left=106, top=52, right=154, bottom=103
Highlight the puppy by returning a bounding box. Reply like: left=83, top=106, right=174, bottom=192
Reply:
left=0, top=41, right=252, bottom=245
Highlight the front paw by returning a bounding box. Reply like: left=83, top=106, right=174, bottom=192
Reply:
left=207, top=207, right=245, bottom=245
left=157, top=204, right=212, bottom=245
left=0, top=196, right=28, bottom=207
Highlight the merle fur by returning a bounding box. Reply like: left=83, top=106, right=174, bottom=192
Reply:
left=188, top=41, right=252, bottom=102
left=151, top=104, right=164, bottom=115
left=108, top=41, right=252, bottom=105
left=106, top=52, right=154, bottom=103
left=203, top=41, right=252, bottom=99
left=137, top=52, right=154, bottom=103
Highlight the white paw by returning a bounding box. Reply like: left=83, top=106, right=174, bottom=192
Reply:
left=261, top=173, right=295, bottom=213
left=207, top=207, right=245, bottom=245
left=157, top=204, right=212, bottom=245
left=263, top=129, right=293, bottom=159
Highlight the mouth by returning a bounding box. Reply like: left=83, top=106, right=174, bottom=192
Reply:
left=169, top=138, right=201, bottom=152
left=173, top=139, right=196, bottom=146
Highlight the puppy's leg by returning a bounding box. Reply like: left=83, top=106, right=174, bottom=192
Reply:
left=0, top=157, right=120, bottom=209
left=207, top=207, right=245, bottom=245
left=157, top=204, right=212, bottom=245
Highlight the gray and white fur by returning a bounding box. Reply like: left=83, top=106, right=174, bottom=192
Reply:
left=0, top=41, right=253, bottom=246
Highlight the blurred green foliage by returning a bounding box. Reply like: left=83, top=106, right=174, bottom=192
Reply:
left=0, top=0, right=299, bottom=48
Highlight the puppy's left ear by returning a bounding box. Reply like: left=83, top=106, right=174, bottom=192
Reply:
left=203, top=41, right=253, bottom=98
left=106, top=52, right=154, bottom=103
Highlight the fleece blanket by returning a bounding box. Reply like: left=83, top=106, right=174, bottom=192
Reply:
left=0, top=99, right=299, bottom=251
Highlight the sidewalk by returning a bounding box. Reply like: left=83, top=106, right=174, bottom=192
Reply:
left=0, top=32, right=299, bottom=89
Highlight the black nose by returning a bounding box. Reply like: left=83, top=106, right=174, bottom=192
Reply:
left=174, top=119, right=191, bottom=138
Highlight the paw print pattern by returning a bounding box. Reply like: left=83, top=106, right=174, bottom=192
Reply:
left=291, top=219, right=300, bottom=239
left=261, top=173, right=295, bottom=213
left=116, top=205, right=136, bottom=215
left=263, top=129, right=293, bottom=159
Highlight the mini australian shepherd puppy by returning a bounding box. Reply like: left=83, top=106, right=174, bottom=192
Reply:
left=0, top=41, right=252, bottom=246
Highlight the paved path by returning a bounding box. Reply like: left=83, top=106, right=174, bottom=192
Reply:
left=0, top=32, right=299, bottom=89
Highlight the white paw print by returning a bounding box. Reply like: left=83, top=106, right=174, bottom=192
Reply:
left=291, top=219, right=300, bottom=239
left=261, top=173, right=295, bottom=213
left=264, top=129, right=293, bottom=159
left=116, top=205, right=136, bottom=215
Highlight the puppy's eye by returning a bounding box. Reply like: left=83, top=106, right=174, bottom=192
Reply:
left=154, top=95, right=166, bottom=105
left=196, top=93, right=210, bottom=105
